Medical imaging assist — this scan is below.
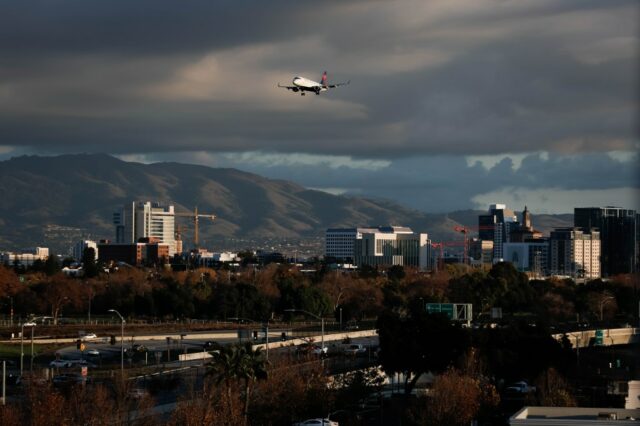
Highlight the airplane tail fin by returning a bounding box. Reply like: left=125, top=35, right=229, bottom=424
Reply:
left=321, top=71, right=328, bottom=86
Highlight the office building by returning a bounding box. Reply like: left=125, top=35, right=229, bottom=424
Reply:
left=72, top=240, right=98, bottom=262
left=549, top=228, right=600, bottom=279
left=325, top=226, right=413, bottom=262
left=0, top=247, right=49, bottom=267
left=574, top=207, right=638, bottom=276
left=469, top=238, right=494, bottom=266
left=97, top=238, right=170, bottom=266
left=114, top=201, right=177, bottom=256
left=503, top=241, right=549, bottom=277
left=353, top=227, right=432, bottom=270
left=478, top=204, right=519, bottom=261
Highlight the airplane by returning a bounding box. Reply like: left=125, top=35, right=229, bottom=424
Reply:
left=278, top=71, right=350, bottom=95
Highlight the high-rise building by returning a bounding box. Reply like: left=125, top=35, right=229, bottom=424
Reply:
left=469, top=238, right=494, bottom=266
left=325, top=227, right=379, bottom=262
left=72, top=240, right=98, bottom=261
left=114, top=202, right=177, bottom=256
left=574, top=207, right=638, bottom=276
left=503, top=241, right=549, bottom=277
left=478, top=203, right=519, bottom=261
left=549, top=228, right=600, bottom=279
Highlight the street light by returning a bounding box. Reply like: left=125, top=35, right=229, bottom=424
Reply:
left=285, top=309, right=325, bottom=354
left=20, top=322, right=35, bottom=376
left=108, top=309, right=125, bottom=378
left=599, top=296, right=616, bottom=322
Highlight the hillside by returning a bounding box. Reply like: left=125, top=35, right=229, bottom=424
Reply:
left=0, top=154, right=573, bottom=254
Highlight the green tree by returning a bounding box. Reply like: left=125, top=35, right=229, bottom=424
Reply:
left=207, top=343, right=268, bottom=425
left=377, top=311, right=471, bottom=394
left=44, top=253, right=61, bottom=276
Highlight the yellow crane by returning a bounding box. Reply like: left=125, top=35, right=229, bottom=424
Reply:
left=174, top=206, right=216, bottom=249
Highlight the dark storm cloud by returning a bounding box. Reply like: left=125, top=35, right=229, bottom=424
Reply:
left=0, top=0, right=638, bottom=213
left=0, top=0, right=637, bottom=157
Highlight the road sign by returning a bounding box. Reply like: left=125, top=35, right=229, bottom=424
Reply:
left=426, top=303, right=473, bottom=325
left=594, top=329, right=604, bottom=346
left=80, top=366, right=88, bottom=377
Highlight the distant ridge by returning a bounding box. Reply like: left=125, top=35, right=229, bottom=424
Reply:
left=0, top=154, right=573, bottom=253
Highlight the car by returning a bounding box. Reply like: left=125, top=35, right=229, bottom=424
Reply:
left=292, top=419, right=338, bottom=426
left=52, top=373, right=87, bottom=387
left=128, top=388, right=149, bottom=399
left=23, top=321, right=37, bottom=327
left=296, top=344, right=328, bottom=357
left=49, top=359, right=73, bottom=368
left=86, top=349, right=100, bottom=357
left=80, top=333, right=98, bottom=341
left=132, top=344, right=147, bottom=352
left=343, top=344, right=367, bottom=356
left=203, top=341, right=221, bottom=350
left=70, top=360, right=97, bottom=368
left=506, top=381, right=535, bottom=394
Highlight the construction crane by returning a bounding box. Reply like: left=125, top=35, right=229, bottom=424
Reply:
left=431, top=241, right=465, bottom=272
left=453, top=225, right=495, bottom=264
left=173, top=206, right=216, bottom=249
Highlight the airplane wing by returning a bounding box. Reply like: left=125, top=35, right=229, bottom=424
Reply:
left=277, top=83, right=297, bottom=90
left=326, top=80, right=350, bottom=89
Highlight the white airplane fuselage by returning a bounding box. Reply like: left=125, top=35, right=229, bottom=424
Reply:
left=292, top=76, right=327, bottom=95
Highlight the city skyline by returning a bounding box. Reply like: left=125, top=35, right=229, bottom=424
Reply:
left=0, top=1, right=637, bottom=213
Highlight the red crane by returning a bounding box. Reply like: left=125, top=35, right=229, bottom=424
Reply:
left=453, top=225, right=495, bottom=264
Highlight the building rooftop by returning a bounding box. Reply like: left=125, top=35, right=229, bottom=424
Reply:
left=510, top=406, right=640, bottom=425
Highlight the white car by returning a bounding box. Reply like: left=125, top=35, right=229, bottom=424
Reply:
left=80, top=333, right=98, bottom=341
left=293, top=419, right=338, bottom=426
left=23, top=321, right=37, bottom=327
left=50, top=359, right=73, bottom=368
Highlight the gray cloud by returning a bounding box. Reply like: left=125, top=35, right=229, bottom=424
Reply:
left=0, top=1, right=638, bottom=213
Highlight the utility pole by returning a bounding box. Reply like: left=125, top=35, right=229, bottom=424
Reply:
left=108, top=309, right=125, bottom=379
left=30, top=326, right=34, bottom=372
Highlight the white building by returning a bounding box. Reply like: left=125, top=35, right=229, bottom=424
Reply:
left=353, top=227, right=432, bottom=270
left=0, top=247, right=49, bottom=267
left=72, top=240, right=98, bottom=261
left=114, top=201, right=177, bottom=256
left=549, top=228, right=601, bottom=279
left=325, top=227, right=378, bottom=261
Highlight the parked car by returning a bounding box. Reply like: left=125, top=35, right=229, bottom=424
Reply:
left=23, top=321, right=37, bottom=327
left=86, top=349, right=100, bottom=357
left=49, top=359, right=73, bottom=368
left=70, top=359, right=97, bottom=368
left=293, top=419, right=338, bottom=426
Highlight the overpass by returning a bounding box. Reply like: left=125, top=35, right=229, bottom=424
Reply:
left=553, top=327, right=640, bottom=348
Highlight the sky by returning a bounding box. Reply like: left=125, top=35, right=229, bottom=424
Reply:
left=0, top=0, right=638, bottom=213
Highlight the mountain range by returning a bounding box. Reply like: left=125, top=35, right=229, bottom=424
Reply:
left=0, top=154, right=573, bottom=254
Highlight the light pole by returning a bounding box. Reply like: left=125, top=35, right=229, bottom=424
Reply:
left=599, top=296, right=615, bottom=322
left=20, top=322, right=35, bottom=376
left=108, top=309, right=125, bottom=378
left=285, top=309, right=325, bottom=354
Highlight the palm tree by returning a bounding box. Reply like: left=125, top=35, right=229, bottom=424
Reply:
left=207, top=342, right=268, bottom=425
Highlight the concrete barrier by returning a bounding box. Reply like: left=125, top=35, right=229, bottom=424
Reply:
left=553, top=327, right=640, bottom=348
left=252, top=329, right=378, bottom=352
